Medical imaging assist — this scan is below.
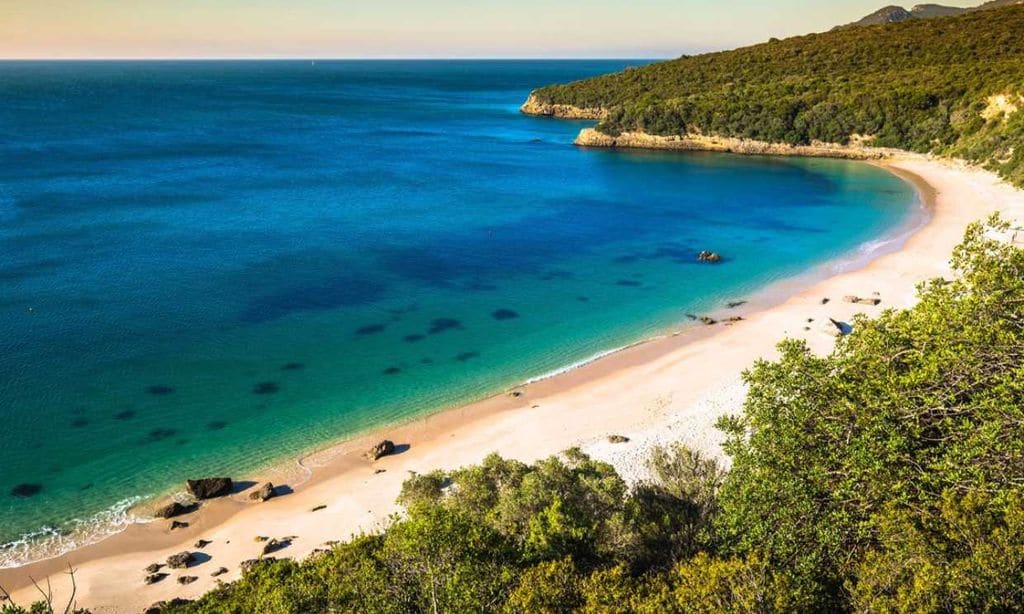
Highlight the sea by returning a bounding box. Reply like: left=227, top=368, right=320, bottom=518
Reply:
left=0, top=60, right=918, bottom=565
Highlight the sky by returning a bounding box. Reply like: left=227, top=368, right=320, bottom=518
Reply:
left=1, top=0, right=984, bottom=59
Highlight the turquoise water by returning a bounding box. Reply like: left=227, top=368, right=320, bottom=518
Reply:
left=0, top=60, right=916, bottom=564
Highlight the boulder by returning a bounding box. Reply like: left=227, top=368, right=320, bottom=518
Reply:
left=262, top=537, right=291, bottom=555
left=166, top=551, right=194, bottom=569
left=697, top=250, right=722, bottom=263
left=177, top=576, right=198, bottom=585
left=607, top=435, right=630, bottom=444
left=186, top=477, right=233, bottom=499
left=144, top=573, right=168, bottom=585
left=170, top=520, right=189, bottom=530
left=240, top=557, right=276, bottom=571
left=211, top=567, right=229, bottom=577
left=194, top=539, right=211, bottom=549
left=144, top=563, right=164, bottom=573
left=365, top=440, right=396, bottom=461
left=700, top=316, right=717, bottom=325
left=842, top=295, right=860, bottom=303
left=856, top=297, right=882, bottom=306
left=153, top=501, right=190, bottom=519
left=249, top=482, right=275, bottom=502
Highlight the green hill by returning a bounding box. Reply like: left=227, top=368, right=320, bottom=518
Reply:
left=526, top=5, right=1024, bottom=186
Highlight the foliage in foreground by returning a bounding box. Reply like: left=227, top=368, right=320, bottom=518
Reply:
left=531, top=5, right=1024, bottom=187
left=5, top=218, right=1023, bottom=612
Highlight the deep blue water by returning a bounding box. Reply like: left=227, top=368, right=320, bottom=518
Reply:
left=0, top=60, right=916, bottom=564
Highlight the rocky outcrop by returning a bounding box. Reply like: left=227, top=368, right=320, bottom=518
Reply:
left=574, top=128, right=898, bottom=160
left=249, top=482, right=276, bottom=502
left=520, top=94, right=607, bottom=120
left=153, top=501, right=192, bottom=519
left=166, top=551, right=195, bottom=569
left=697, top=251, right=722, bottom=263
left=365, top=440, right=396, bottom=461
left=186, top=477, right=233, bottom=499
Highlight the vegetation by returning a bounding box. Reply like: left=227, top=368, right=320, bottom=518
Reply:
left=529, top=5, right=1024, bottom=186
left=6, top=217, right=1010, bottom=612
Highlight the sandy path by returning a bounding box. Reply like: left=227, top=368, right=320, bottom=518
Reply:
left=2, top=157, right=1022, bottom=613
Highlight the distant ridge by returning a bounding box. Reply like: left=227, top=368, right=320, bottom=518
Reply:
left=841, top=0, right=1024, bottom=28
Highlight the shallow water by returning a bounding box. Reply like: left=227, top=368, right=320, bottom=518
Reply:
left=0, top=60, right=916, bottom=564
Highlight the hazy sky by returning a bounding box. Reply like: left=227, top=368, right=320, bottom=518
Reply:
left=1, top=0, right=983, bottom=59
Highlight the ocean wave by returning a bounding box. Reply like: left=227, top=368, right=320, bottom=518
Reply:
left=524, top=340, right=654, bottom=385
left=0, top=495, right=147, bottom=569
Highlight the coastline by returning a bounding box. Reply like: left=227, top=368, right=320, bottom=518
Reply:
left=2, top=156, right=1022, bottom=613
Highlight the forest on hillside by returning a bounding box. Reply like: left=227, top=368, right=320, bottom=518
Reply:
left=530, top=5, right=1024, bottom=186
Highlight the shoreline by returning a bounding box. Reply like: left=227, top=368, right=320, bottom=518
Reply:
left=3, top=156, right=1021, bottom=613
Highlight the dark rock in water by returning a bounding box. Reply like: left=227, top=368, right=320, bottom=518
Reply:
left=114, top=409, right=136, bottom=421
left=186, top=477, right=233, bottom=499
left=166, top=551, right=194, bottom=569
left=170, top=520, right=189, bottom=530
left=249, top=482, right=275, bottom=502
left=281, top=362, right=305, bottom=371
left=355, top=323, right=386, bottom=336
left=194, top=539, right=211, bottom=549
left=616, top=279, right=641, bottom=287
left=428, top=318, right=463, bottom=334
left=144, top=573, right=168, bottom=585
left=145, top=563, right=164, bottom=573
left=252, top=381, right=279, bottom=395
left=727, top=301, right=747, bottom=309
left=147, top=428, right=177, bottom=442
left=365, top=440, right=396, bottom=461
left=700, top=316, right=717, bottom=325
left=697, top=251, right=722, bottom=263
left=454, top=351, right=479, bottom=362
left=207, top=420, right=228, bottom=431
left=178, top=576, right=198, bottom=585
left=70, top=417, right=90, bottom=428
left=153, top=501, right=192, bottom=519
left=211, top=567, right=229, bottom=577
left=146, top=385, right=175, bottom=396
left=607, top=435, right=630, bottom=444
left=10, top=483, right=42, bottom=498
left=685, top=314, right=698, bottom=321
left=492, top=309, right=519, bottom=321
left=382, top=366, right=402, bottom=375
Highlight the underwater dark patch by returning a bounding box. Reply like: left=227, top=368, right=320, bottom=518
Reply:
left=114, top=410, right=136, bottom=421
left=147, top=428, right=177, bottom=442
left=404, top=334, right=426, bottom=343
left=420, top=358, right=434, bottom=365
left=382, top=366, right=402, bottom=375
left=455, top=351, right=480, bottom=362
left=240, top=273, right=388, bottom=324
left=540, top=270, right=575, bottom=281
left=428, top=318, right=463, bottom=334
left=253, top=382, right=280, bottom=395
left=492, top=309, right=519, bottom=321
left=146, top=385, right=174, bottom=396
left=616, top=280, right=642, bottom=287
left=11, top=483, right=42, bottom=498
left=70, top=418, right=89, bottom=428
left=577, top=296, right=590, bottom=302
left=355, top=324, right=386, bottom=336
left=281, top=362, right=305, bottom=371
left=207, top=421, right=228, bottom=431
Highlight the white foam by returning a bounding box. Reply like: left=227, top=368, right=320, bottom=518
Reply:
left=0, top=495, right=147, bottom=569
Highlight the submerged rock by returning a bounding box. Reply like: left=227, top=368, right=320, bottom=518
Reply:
left=697, top=251, right=722, bottom=263
left=186, top=477, right=233, bottom=499
left=10, top=483, right=42, bottom=498
left=365, top=440, right=396, bottom=461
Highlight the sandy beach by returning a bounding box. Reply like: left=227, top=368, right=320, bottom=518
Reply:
left=2, top=155, right=1022, bottom=613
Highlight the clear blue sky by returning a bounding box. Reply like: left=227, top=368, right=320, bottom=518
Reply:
left=2, top=0, right=982, bottom=59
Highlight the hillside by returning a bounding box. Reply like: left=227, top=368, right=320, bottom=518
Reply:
left=840, top=1, right=1024, bottom=28
left=524, top=4, right=1024, bottom=186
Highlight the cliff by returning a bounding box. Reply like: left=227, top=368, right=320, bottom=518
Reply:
left=519, top=94, right=607, bottom=120
left=573, top=128, right=898, bottom=161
